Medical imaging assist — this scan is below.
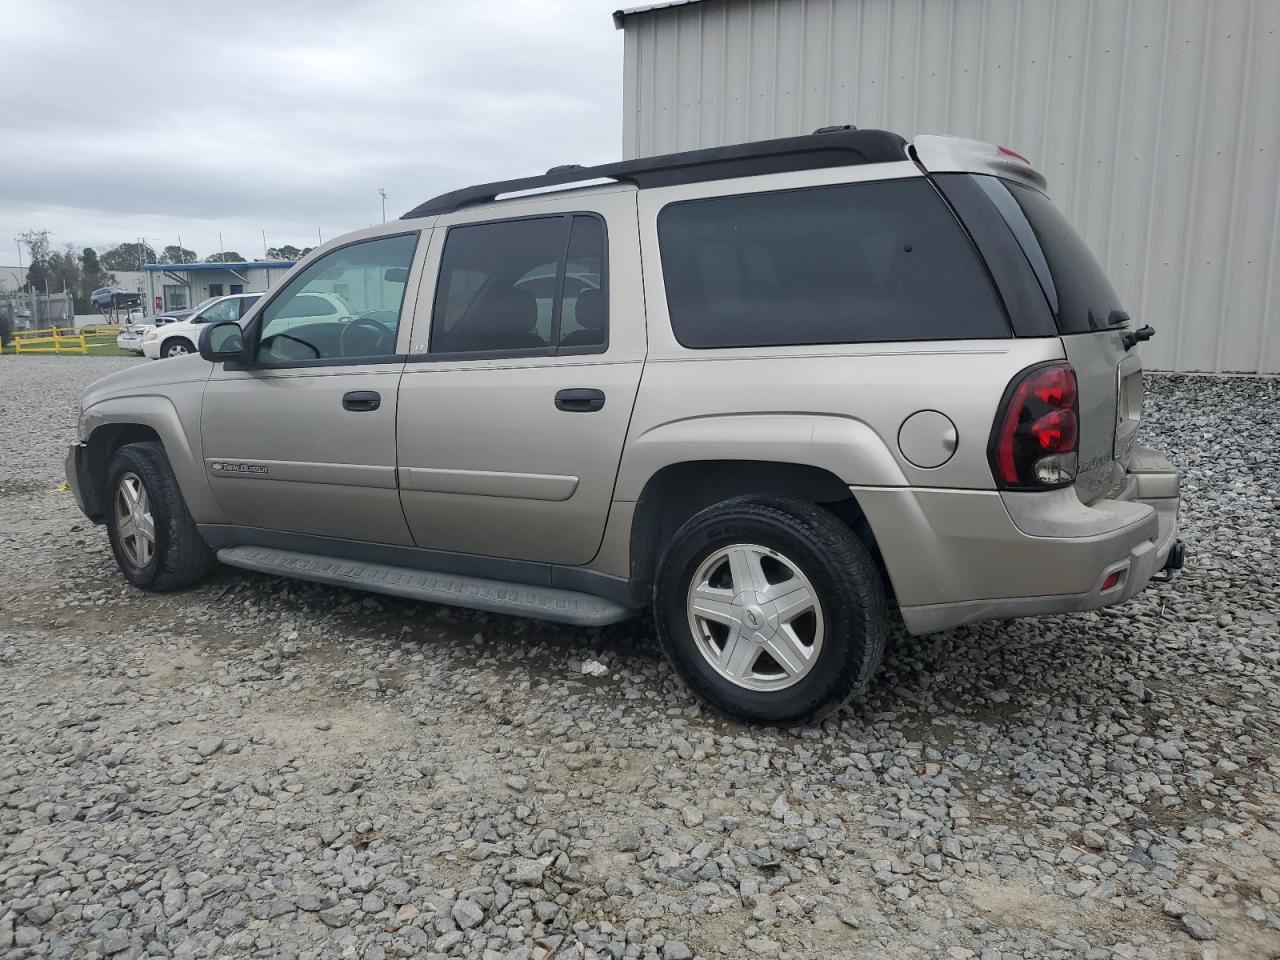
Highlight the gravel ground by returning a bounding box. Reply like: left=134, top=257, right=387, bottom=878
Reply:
left=0, top=355, right=1277, bottom=960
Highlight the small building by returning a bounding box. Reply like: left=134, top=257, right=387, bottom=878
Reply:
left=613, top=0, right=1280, bottom=375
left=141, top=261, right=296, bottom=313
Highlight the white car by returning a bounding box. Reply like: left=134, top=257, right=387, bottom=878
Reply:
left=142, top=294, right=262, bottom=359
left=142, top=291, right=355, bottom=359
left=117, top=314, right=175, bottom=354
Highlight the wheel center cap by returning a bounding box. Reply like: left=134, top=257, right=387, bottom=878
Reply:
left=743, top=605, right=764, bottom=629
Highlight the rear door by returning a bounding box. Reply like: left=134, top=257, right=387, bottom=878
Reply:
left=396, top=189, right=645, bottom=565
left=996, top=181, right=1140, bottom=503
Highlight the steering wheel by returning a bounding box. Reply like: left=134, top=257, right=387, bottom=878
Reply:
left=339, top=315, right=395, bottom=358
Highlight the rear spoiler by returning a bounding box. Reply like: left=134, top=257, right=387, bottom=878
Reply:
left=912, top=135, right=1048, bottom=192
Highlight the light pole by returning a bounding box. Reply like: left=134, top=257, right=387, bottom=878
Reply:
left=378, top=187, right=387, bottom=223
left=136, top=237, right=157, bottom=269
left=14, top=238, right=30, bottom=329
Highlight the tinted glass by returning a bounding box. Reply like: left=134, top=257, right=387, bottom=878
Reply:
left=658, top=179, right=1008, bottom=348
left=237, top=295, right=261, bottom=319
left=1003, top=181, right=1124, bottom=334
left=559, top=217, right=607, bottom=348
left=256, top=233, right=417, bottom=362
left=430, top=215, right=607, bottom=355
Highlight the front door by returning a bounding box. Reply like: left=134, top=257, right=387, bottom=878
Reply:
left=201, top=231, right=425, bottom=546
left=396, top=194, right=645, bottom=565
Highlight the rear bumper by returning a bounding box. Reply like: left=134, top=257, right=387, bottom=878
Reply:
left=117, top=333, right=144, bottom=353
left=858, top=445, right=1183, bottom=635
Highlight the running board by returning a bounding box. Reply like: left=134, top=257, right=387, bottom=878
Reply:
left=216, top=546, right=633, bottom=626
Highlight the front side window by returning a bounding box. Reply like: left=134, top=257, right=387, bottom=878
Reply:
left=429, top=214, right=607, bottom=356
left=657, top=179, right=1009, bottom=348
left=196, top=298, right=240, bottom=324
left=255, top=233, right=418, bottom=363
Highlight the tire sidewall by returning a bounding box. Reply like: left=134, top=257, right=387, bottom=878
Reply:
left=106, top=450, right=169, bottom=588
left=655, top=504, right=872, bottom=723
left=163, top=339, right=192, bottom=358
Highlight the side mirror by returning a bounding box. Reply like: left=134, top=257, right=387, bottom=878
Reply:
left=199, top=320, right=246, bottom=362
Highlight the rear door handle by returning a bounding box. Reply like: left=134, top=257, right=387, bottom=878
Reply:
left=342, top=390, right=381, bottom=412
left=554, top=388, right=606, bottom=413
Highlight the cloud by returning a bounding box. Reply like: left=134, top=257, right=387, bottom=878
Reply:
left=0, top=0, right=623, bottom=260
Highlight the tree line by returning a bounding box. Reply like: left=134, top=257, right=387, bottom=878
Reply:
left=5, top=230, right=314, bottom=313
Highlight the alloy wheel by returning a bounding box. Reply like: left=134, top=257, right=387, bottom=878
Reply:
left=685, top=543, right=824, bottom=692
left=114, top=472, right=156, bottom=567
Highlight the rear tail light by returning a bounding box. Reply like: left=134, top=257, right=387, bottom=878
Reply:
left=988, top=362, right=1079, bottom=489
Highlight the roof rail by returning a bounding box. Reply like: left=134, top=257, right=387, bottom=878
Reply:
left=401, top=129, right=907, bottom=219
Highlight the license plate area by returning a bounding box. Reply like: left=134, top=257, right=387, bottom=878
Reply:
left=1115, top=355, right=1143, bottom=467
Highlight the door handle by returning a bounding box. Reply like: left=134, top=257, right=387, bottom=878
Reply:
left=342, top=390, right=381, bottom=412
left=554, top=388, right=606, bottom=413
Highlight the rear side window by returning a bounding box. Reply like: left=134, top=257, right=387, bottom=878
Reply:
left=1000, top=181, right=1124, bottom=334
left=429, top=214, right=607, bottom=356
left=657, top=179, right=1009, bottom=348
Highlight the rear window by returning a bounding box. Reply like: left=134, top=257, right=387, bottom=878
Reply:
left=1002, top=181, right=1124, bottom=334
left=657, top=179, right=1009, bottom=349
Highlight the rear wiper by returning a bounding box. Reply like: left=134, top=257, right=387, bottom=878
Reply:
left=1122, top=325, right=1155, bottom=350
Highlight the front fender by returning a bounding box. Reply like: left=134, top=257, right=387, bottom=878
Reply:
left=82, top=391, right=227, bottom=524
left=614, top=413, right=908, bottom=501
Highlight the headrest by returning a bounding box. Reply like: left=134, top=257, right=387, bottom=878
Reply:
left=478, top=287, right=538, bottom=334
left=574, top=289, right=605, bottom=330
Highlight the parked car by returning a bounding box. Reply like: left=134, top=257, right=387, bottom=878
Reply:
left=141, top=294, right=262, bottom=359
left=116, top=314, right=186, bottom=355
left=90, top=287, right=142, bottom=310
left=65, top=129, right=1183, bottom=724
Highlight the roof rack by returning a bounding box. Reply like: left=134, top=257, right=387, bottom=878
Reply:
left=401, top=129, right=907, bottom=219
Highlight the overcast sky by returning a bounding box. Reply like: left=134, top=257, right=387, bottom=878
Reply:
left=0, top=0, right=625, bottom=263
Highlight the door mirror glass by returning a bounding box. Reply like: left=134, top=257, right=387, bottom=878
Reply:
left=199, top=320, right=245, bottom=362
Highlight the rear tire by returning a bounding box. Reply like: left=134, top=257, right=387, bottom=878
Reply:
left=654, top=495, right=889, bottom=725
left=105, top=441, right=214, bottom=591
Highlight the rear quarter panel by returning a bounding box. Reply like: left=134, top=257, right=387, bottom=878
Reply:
left=617, top=340, right=1067, bottom=496
left=625, top=163, right=1068, bottom=492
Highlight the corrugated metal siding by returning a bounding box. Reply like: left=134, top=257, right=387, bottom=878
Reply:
left=620, top=0, right=1280, bottom=373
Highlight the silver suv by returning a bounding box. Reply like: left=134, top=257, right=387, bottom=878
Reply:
left=66, top=129, right=1184, bottom=724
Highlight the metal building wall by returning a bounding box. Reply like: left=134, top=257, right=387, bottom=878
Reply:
left=619, top=0, right=1280, bottom=373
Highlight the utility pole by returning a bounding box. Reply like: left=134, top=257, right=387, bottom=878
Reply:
left=262, top=230, right=268, bottom=259
left=378, top=187, right=387, bottom=223
left=218, top=233, right=225, bottom=262
left=14, top=238, right=29, bottom=329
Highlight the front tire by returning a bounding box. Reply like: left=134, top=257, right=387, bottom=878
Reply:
left=105, top=441, right=214, bottom=591
left=654, top=496, right=889, bottom=725
left=161, top=338, right=193, bottom=358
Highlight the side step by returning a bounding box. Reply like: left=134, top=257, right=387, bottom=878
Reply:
left=216, top=546, right=634, bottom=627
